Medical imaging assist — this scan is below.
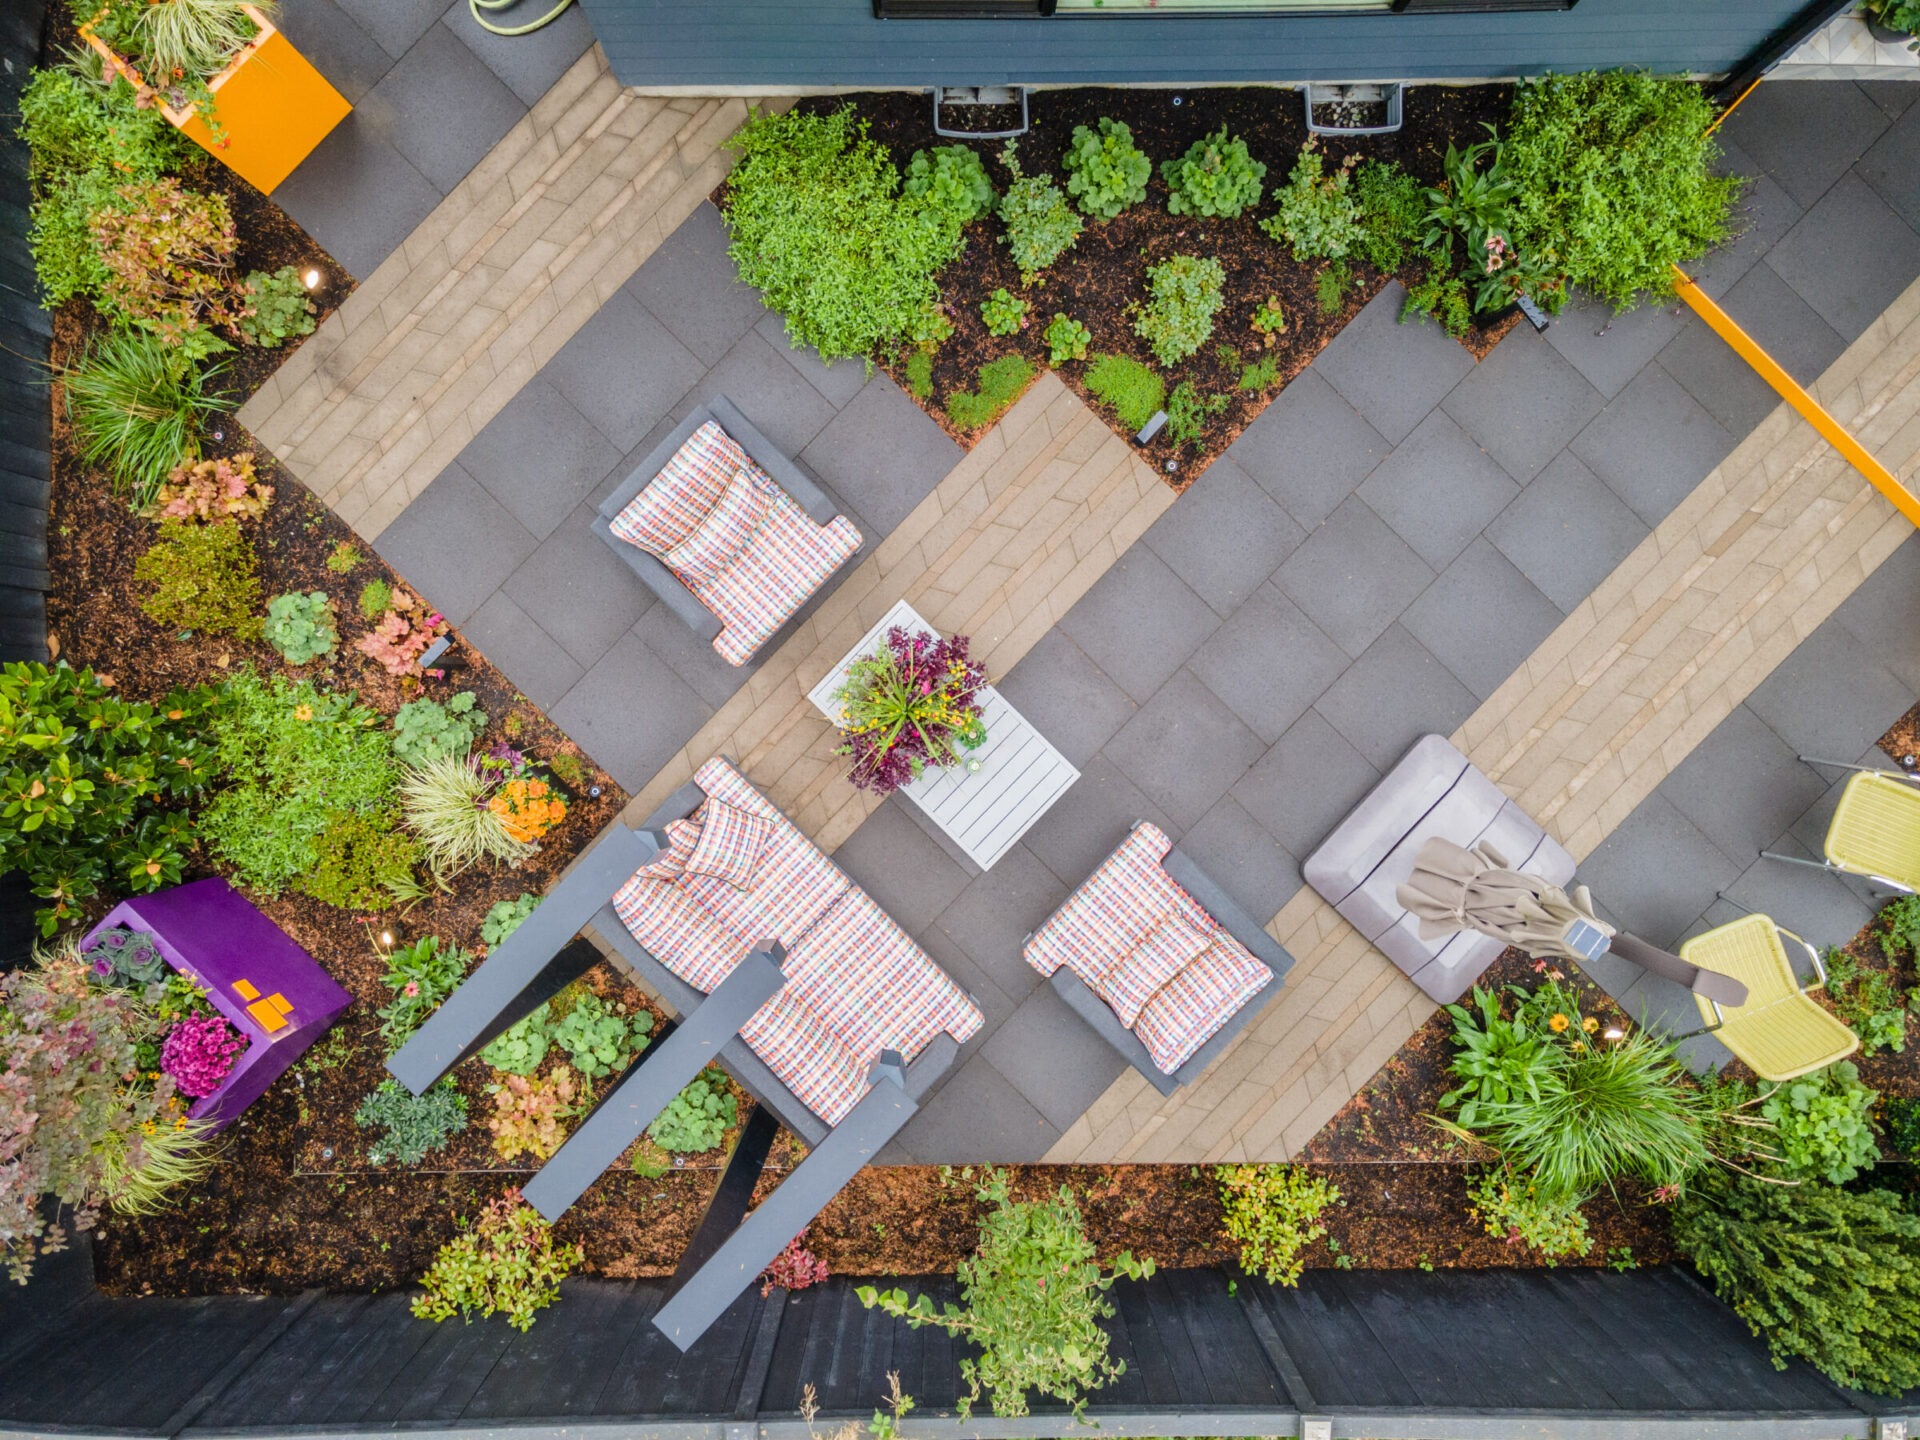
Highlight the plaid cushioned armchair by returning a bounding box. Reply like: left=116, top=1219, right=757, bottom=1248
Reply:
left=592, top=397, right=863, bottom=666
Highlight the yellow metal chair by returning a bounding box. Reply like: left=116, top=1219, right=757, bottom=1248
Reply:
left=1763, top=763, right=1920, bottom=894
left=1675, top=913, right=1859, bottom=1082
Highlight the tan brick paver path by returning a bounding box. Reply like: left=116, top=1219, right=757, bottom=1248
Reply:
left=237, top=50, right=780, bottom=538
left=1047, top=276, right=1920, bottom=1166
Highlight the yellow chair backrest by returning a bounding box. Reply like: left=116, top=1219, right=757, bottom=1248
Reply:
left=1678, top=914, right=1858, bottom=1082
left=1826, top=771, right=1920, bottom=891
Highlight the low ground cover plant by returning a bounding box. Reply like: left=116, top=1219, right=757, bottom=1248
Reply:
left=237, top=266, right=317, bottom=348
left=481, top=1005, right=554, bottom=1077
left=1217, top=1162, right=1341, bottom=1286
left=134, top=519, right=262, bottom=637
left=551, top=991, right=653, bottom=1081
left=150, top=453, right=272, bottom=524
left=1755, top=1061, right=1881, bottom=1185
left=482, top=893, right=540, bottom=949
left=647, top=1067, right=738, bottom=1152
left=91, top=176, right=241, bottom=353
left=945, top=355, right=1037, bottom=431
left=261, top=591, right=337, bottom=665
left=355, top=1078, right=468, bottom=1166
left=1165, top=380, right=1227, bottom=448
left=1045, top=313, right=1090, bottom=364
left=1083, top=354, right=1164, bottom=432
left=1466, top=1164, right=1592, bottom=1263
left=391, top=692, right=487, bottom=768
left=488, top=1066, right=581, bottom=1161
left=979, top=287, right=1028, bottom=336
left=412, top=1191, right=583, bottom=1332
left=901, top=143, right=995, bottom=227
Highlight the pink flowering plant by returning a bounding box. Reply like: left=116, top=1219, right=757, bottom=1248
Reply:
left=159, top=1013, right=244, bottom=1099
left=830, top=626, right=987, bottom=796
left=374, top=933, right=472, bottom=1050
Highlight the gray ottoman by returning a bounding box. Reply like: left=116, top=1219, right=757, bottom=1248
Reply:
left=1303, top=734, right=1574, bottom=1003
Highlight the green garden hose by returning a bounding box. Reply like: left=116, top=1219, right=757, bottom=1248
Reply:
left=468, top=0, right=574, bottom=36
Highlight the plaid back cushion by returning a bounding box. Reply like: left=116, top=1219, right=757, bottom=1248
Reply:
left=611, top=873, right=750, bottom=992
left=739, top=988, right=873, bottom=1127
left=1133, top=938, right=1273, bottom=1075
left=1023, top=824, right=1210, bottom=987
left=607, top=422, right=745, bottom=553
left=683, top=797, right=772, bottom=889
left=665, top=468, right=770, bottom=585
left=1092, top=912, right=1214, bottom=1028
left=633, top=817, right=701, bottom=881
left=683, top=758, right=849, bottom=943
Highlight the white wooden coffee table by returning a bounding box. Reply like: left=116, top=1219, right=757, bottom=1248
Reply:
left=807, top=599, right=1080, bottom=871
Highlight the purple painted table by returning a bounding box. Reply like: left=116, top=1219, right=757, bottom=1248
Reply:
left=83, top=878, right=351, bottom=1130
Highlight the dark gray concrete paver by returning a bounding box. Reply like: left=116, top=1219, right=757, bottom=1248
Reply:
left=1187, top=583, right=1348, bottom=745
left=918, top=924, right=1019, bottom=1039
left=1692, top=142, right=1807, bottom=301
left=982, top=986, right=1128, bottom=1131
left=1578, top=791, right=1745, bottom=951
left=1832, top=534, right=1920, bottom=694
left=1224, top=368, right=1391, bottom=531
left=1140, top=456, right=1304, bottom=617
left=275, top=0, right=396, bottom=103
left=626, top=602, right=762, bottom=709
left=539, top=290, right=704, bottom=451
left=1570, top=363, right=1736, bottom=528
left=1440, top=326, right=1606, bottom=484
left=933, top=843, right=1070, bottom=1003
left=1102, top=669, right=1267, bottom=830
left=833, top=797, right=975, bottom=936
left=1731, top=255, right=1849, bottom=386
left=1401, top=538, right=1564, bottom=702
left=1232, top=708, right=1381, bottom=862
left=374, top=461, right=539, bottom=627
left=1713, top=80, right=1892, bottom=212
left=1356, top=410, right=1521, bottom=570
left=355, top=25, right=524, bottom=195
left=1310, top=623, right=1478, bottom=772
left=1766, top=171, right=1920, bottom=342
left=460, top=590, right=584, bottom=710
left=1859, top=102, right=1920, bottom=234
left=1655, top=705, right=1830, bottom=871
left=1541, top=292, right=1687, bottom=401
left=1179, top=793, right=1304, bottom=922
left=1022, top=755, right=1177, bottom=891
left=1721, top=836, right=1878, bottom=955
left=994, top=630, right=1137, bottom=767
left=271, top=116, right=443, bottom=280
left=458, top=379, right=623, bottom=540
left=1057, top=549, right=1220, bottom=704
left=895, top=1054, right=1059, bottom=1163
left=1274, top=495, right=1434, bottom=658
left=1745, top=618, right=1916, bottom=760
left=624, top=204, right=771, bottom=367
left=627, top=328, right=842, bottom=466
left=1312, top=281, right=1474, bottom=443
left=1485, top=451, right=1648, bottom=615
left=439, top=0, right=596, bottom=107
left=1858, top=80, right=1920, bottom=122
left=798, top=382, right=962, bottom=537
left=549, top=632, right=711, bottom=791
left=501, top=502, right=657, bottom=670
left=754, top=313, right=872, bottom=408
left=1653, top=312, right=1783, bottom=439
left=333, top=0, right=447, bottom=59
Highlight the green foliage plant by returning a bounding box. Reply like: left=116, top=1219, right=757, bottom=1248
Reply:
left=1316, top=261, right=1351, bottom=316
left=355, top=1077, right=467, bottom=1166
left=996, top=142, right=1082, bottom=284
left=63, top=332, right=232, bottom=508
left=901, top=143, right=995, bottom=226
left=391, top=692, right=487, bottom=768
left=1135, top=254, right=1225, bottom=366
left=945, top=355, right=1036, bottom=431
left=647, top=1067, right=738, bottom=1152
left=481, top=1006, right=553, bottom=1077
left=400, top=751, right=534, bottom=874
left=1044, top=313, right=1091, bottom=364
left=1238, top=354, right=1280, bottom=391
left=1501, top=71, right=1740, bottom=312
left=1082, top=354, right=1165, bottom=432
left=134, top=520, right=262, bottom=638
left=551, top=992, right=654, bottom=1081
left=412, top=1192, right=583, bottom=1332
left=377, top=935, right=471, bottom=1047
left=723, top=107, right=970, bottom=365
left=1880, top=894, right=1920, bottom=960
left=1061, top=117, right=1150, bottom=222
left=1758, top=1060, right=1880, bottom=1185
left=979, top=287, right=1029, bottom=336
left=858, top=1167, right=1154, bottom=1418
left=300, top=808, right=418, bottom=909
left=0, top=662, right=218, bottom=933
left=150, top=453, right=271, bottom=525
left=1402, top=256, right=1473, bottom=337
left=357, top=578, right=393, bottom=620
left=1251, top=296, right=1287, bottom=337
left=1353, top=158, right=1426, bottom=272
left=903, top=348, right=933, bottom=399
left=325, top=541, right=361, bottom=574
left=482, top=893, right=540, bottom=949
left=1164, top=380, right=1226, bottom=448
left=90, top=176, right=240, bottom=349
left=1865, top=0, right=1920, bottom=44
left=1161, top=128, right=1266, bottom=219
left=1882, top=1095, right=1920, bottom=1160
left=1262, top=144, right=1361, bottom=261
left=1466, top=1164, right=1592, bottom=1263
left=1216, top=1162, right=1341, bottom=1286
left=485, top=1064, right=580, bottom=1161
left=1423, top=125, right=1519, bottom=265
left=1819, top=945, right=1908, bottom=1056
left=1674, top=1172, right=1920, bottom=1394
left=261, top=591, right=336, bottom=665
left=237, top=266, right=317, bottom=348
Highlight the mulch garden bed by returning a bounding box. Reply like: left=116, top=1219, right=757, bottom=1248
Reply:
left=791, top=85, right=1519, bottom=489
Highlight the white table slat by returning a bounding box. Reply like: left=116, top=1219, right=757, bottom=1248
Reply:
left=806, top=600, right=1080, bottom=870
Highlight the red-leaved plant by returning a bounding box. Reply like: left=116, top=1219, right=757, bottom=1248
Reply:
left=354, top=587, right=448, bottom=676
left=761, top=1234, right=830, bottom=1296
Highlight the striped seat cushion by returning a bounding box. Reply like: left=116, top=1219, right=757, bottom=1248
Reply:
left=1092, top=912, right=1214, bottom=1028
left=739, top=987, right=873, bottom=1127
left=664, top=468, right=770, bottom=585
left=610, top=874, right=751, bottom=993
left=1023, top=823, right=1211, bottom=989
left=692, top=469, right=862, bottom=667
left=608, top=421, right=745, bottom=553
left=1134, top=939, right=1273, bottom=1075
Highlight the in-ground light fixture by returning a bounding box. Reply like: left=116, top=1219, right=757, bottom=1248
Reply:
left=303, top=267, right=322, bottom=290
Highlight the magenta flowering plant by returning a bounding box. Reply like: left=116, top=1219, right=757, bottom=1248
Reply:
left=830, top=626, right=987, bottom=795
left=160, top=1014, right=245, bottom=1099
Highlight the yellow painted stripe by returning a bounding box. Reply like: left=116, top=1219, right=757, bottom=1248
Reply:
left=1671, top=264, right=1920, bottom=527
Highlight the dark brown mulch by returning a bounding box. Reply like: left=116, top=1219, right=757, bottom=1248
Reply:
left=773, top=85, right=1519, bottom=489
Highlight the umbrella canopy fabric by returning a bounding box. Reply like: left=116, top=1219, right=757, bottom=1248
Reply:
left=1397, top=837, right=1614, bottom=963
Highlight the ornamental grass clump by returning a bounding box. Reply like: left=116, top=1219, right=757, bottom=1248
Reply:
left=400, top=751, right=536, bottom=874
left=412, top=1190, right=582, bottom=1332
left=63, top=331, right=233, bottom=508
left=829, top=625, right=988, bottom=795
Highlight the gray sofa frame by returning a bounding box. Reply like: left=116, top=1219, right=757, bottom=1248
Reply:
left=590, top=396, right=854, bottom=653
left=1035, top=824, right=1296, bottom=1097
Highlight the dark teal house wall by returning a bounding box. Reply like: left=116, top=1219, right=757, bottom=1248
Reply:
left=577, top=0, right=1811, bottom=90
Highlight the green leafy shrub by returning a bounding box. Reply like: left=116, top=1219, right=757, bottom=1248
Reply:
left=63, top=332, right=232, bottom=507
left=1083, top=354, right=1165, bottom=431
left=481, top=1006, right=553, bottom=1077
left=400, top=751, right=534, bottom=874
left=1061, top=117, right=1150, bottom=221
left=377, top=936, right=471, bottom=1047
left=134, top=520, right=262, bottom=638
left=551, top=992, right=654, bottom=1080
left=1675, top=1173, right=1920, bottom=1394
left=1880, top=893, right=1920, bottom=960
left=1502, top=72, right=1740, bottom=311
left=482, top=893, right=539, bottom=949
left=301, top=809, right=418, bottom=909
left=1466, top=1164, right=1592, bottom=1263
left=19, top=64, right=184, bottom=183
left=90, top=176, right=240, bottom=350
left=859, top=1168, right=1154, bottom=1418
left=1238, top=354, right=1280, bottom=391
left=413, top=1192, right=582, bottom=1333
left=355, top=1078, right=467, bottom=1165
left=1161, top=128, right=1266, bottom=219
left=1044, top=313, right=1090, bottom=364
left=946, top=355, right=1037, bottom=430
left=1865, top=0, right=1920, bottom=39
left=1403, top=257, right=1473, bottom=337
left=1135, top=254, right=1225, bottom=366
left=1819, top=945, right=1910, bottom=1056
left=261, top=591, right=337, bottom=665
left=1217, top=1163, right=1341, bottom=1286
left=0, top=662, right=219, bottom=934
left=1759, top=1061, right=1880, bottom=1185
left=1262, top=145, right=1361, bottom=261
left=904, top=347, right=933, bottom=399
left=1353, top=158, right=1426, bottom=272
left=391, top=692, right=486, bottom=767
left=1883, top=1095, right=1920, bottom=1160
left=901, top=143, right=995, bottom=226
left=237, top=266, right=317, bottom=348
left=997, top=142, right=1082, bottom=283
left=979, top=287, right=1029, bottom=336
left=1164, top=380, right=1226, bottom=448
left=723, top=107, right=970, bottom=364
left=358, top=578, right=393, bottom=620
left=200, top=672, right=400, bottom=896
left=647, top=1067, right=738, bottom=1152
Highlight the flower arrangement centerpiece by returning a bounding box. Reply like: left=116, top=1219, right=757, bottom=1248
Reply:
left=830, top=626, right=987, bottom=795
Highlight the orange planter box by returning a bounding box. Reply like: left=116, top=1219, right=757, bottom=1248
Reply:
left=84, top=5, right=350, bottom=196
